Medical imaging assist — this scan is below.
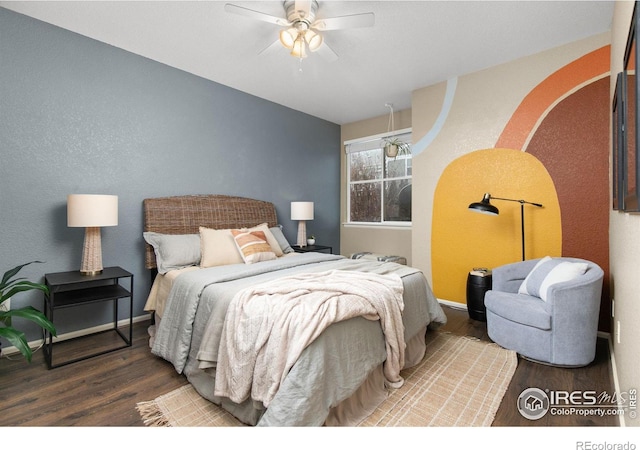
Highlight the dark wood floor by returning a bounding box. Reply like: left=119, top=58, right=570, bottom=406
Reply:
left=439, top=306, right=618, bottom=427
left=0, top=305, right=618, bottom=427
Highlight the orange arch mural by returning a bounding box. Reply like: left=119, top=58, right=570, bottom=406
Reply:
left=432, top=148, right=562, bottom=304
left=496, top=45, right=610, bottom=150
left=495, top=45, right=611, bottom=331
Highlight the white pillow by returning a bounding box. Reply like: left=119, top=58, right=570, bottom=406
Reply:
left=143, top=232, right=201, bottom=274
left=199, top=227, right=244, bottom=268
left=518, top=256, right=588, bottom=301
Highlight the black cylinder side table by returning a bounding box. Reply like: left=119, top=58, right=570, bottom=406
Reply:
left=466, top=269, right=492, bottom=322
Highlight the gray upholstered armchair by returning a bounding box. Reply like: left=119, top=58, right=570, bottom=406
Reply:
left=484, top=257, right=604, bottom=367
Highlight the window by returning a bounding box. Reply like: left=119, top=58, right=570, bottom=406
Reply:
left=345, top=129, right=412, bottom=225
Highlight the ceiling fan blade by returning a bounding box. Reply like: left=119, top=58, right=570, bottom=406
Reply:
left=312, top=12, right=375, bottom=31
left=224, top=3, right=290, bottom=27
left=258, top=39, right=282, bottom=56
left=315, top=41, right=338, bottom=62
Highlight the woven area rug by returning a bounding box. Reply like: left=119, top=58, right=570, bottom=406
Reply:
left=136, top=332, right=517, bottom=427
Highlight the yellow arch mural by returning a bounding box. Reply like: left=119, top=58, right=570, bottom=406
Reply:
left=431, top=148, right=562, bottom=304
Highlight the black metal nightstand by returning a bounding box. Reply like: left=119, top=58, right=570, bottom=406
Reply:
left=291, top=244, right=333, bottom=254
left=43, top=266, right=133, bottom=369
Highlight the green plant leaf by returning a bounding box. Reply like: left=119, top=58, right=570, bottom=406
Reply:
left=0, top=261, right=44, bottom=288
left=0, top=309, right=11, bottom=327
left=1, top=281, right=49, bottom=303
left=0, top=261, right=53, bottom=363
left=0, top=326, right=33, bottom=362
left=2, top=306, right=56, bottom=336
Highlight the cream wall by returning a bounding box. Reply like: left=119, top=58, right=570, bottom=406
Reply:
left=340, top=109, right=414, bottom=262
left=610, top=0, right=640, bottom=427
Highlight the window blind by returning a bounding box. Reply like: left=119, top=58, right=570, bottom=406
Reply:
left=344, top=129, right=412, bottom=154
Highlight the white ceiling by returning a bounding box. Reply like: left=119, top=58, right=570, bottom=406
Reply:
left=1, top=0, right=614, bottom=124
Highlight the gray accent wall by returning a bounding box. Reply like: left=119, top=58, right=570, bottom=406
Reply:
left=0, top=8, right=340, bottom=342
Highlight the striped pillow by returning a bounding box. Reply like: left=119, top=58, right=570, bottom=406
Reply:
left=231, top=229, right=277, bottom=264
left=518, top=256, right=588, bottom=301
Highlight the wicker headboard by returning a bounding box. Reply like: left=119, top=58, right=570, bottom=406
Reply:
left=143, top=194, right=278, bottom=270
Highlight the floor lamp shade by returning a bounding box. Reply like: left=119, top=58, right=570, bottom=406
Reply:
left=67, top=194, right=118, bottom=275
left=468, top=193, right=499, bottom=216
left=291, top=201, right=314, bottom=247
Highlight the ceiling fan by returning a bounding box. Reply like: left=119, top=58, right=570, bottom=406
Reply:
left=224, top=0, right=375, bottom=61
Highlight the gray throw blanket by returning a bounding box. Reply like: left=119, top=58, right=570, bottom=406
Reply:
left=213, top=269, right=406, bottom=407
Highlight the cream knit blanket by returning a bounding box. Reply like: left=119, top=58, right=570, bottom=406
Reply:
left=213, top=269, right=406, bottom=407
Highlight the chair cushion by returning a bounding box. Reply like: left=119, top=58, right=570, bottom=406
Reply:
left=518, top=256, right=588, bottom=301
left=484, top=291, right=551, bottom=330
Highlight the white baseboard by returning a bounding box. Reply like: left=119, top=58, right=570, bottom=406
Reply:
left=607, top=335, right=624, bottom=427
left=0, top=313, right=152, bottom=357
left=437, top=298, right=467, bottom=310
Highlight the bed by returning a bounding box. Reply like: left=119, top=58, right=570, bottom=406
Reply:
left=143, top=194, right=447, bottom=426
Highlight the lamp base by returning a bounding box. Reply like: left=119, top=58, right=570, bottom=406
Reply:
left=296, top=220, right=307, bottom=247
left=80, top=269, right=103, bottom=276
left=80, top=227, right=104, bottom=275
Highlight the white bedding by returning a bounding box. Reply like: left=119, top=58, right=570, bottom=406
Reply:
left=144, top=266, right=198, bottom=319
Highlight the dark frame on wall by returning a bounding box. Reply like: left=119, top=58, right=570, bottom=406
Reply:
left=613, top=71, right=626, bottom=211
left=624, top=1, right=640, bottom=212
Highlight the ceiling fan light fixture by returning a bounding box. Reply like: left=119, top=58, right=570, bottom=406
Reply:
left=225, top=1, right=375, bottom=62
left=290, top=34, right=307, bottom=58
left=304, top=29, right=323, bottom=51
left=279, top=28, right=298, bottom=49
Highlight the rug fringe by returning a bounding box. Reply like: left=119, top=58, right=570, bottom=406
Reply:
left=135, top=400, right=171, bottom=427
left=435, top=330, right=483, bottom=343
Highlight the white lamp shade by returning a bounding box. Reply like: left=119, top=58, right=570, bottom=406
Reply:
left=291, top=202, right=314, bottom=220
left=279, top=28, right=298, bottom=49
left=67, top=194, right=118, bottom=227
left=305, top=29, right=323, bottom=51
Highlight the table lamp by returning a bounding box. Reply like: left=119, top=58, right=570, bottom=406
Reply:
left=291, top=201, right=314, bottom=247
left=67, top=194, right=118, bottom=275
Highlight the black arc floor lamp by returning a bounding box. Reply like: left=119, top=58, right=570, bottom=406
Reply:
left=468, top=193, right=543, bottom=261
